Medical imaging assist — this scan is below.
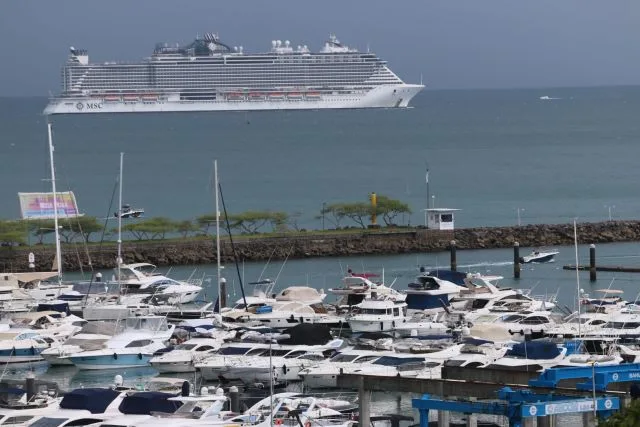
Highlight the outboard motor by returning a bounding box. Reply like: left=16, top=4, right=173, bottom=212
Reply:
left=181, top=381, right=190, bottom=397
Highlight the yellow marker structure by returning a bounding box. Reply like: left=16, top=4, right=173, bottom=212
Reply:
left=370, top=192, right=377, bottom=226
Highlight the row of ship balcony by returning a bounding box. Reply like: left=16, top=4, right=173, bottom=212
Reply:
left=83, top=91, right=329, bottom=102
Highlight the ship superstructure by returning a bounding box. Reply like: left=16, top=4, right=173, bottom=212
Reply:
left=44, top=33, right=423, bottom=114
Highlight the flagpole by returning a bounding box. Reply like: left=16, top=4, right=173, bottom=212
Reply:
left=425, top=166, right=430, bottom=228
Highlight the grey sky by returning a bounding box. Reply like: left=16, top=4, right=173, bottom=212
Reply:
left=1, top=0, right=639, bottom=96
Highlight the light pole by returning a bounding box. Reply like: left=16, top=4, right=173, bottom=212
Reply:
left=516, top=208, right=525, bottom=226
left=605, top=205, right=615, bottom=222
left=431, top=194, right=436, bottom=209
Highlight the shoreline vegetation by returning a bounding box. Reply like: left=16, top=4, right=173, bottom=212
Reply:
left=3, top=216, right=640, bottom=272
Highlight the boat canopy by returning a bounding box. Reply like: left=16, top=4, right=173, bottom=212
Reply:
left=278, top=323, right=332, bottom=346
left=505, top=341, right=561, bottom=360
left=37, top=302, right=71, bottom=315
left=118, top=391, right=182, bottom=415
left=60, top=388, right=121, bottom=413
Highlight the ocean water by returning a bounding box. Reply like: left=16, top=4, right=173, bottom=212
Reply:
left=2, top=86, right=640, bottom=229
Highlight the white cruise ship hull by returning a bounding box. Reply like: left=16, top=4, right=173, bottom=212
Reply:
left=44, top=84, right=423, bottom=115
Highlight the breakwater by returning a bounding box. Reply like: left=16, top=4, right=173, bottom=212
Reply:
left=3, top=220, right=640, bottom=272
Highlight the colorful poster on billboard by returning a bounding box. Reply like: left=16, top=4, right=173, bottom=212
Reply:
left=18, top=192, right=83, bottom=220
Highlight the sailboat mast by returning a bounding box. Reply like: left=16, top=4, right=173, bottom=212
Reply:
left=215, top=160, right=222, bottom=311
left=117, top=152, right=124, bottom=280
left=47, top=123, right=63, bottom=282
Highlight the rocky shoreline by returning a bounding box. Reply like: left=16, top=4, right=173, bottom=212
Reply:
left=2, top=220, right=640, bottom=272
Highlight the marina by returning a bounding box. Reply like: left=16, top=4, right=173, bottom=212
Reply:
left=3, top=3, right=640, bottom=423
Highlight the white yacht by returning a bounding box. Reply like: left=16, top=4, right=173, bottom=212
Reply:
left=347, top=299, right=408, bottom=333
left=299, top=349, right=386, bottom=389
left=149, top=337, right=224, bottom=373
left=0, top=330, right=51, bottom=363
left=484, top=341, right=567, bottom=371
left=117, top=263, right=203, bottom=304
left=329, top=271, right=406, bottom=308
left=404, top=271, right=463, bottom=314
left=62, top=316, right=174, bottom=369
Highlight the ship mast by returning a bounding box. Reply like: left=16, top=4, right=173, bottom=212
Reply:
left=47, top=123, right=63, bottom=283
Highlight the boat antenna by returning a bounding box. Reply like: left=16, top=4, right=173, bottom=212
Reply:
left=258, top=247, right=277, bottom=281
left=214, top=160, right=222, bottom=313
left=573, top=218, right=581, bottom=339
left=83, top=174, right=119, bottom=306
left=47, top=122, right=63, bottom=286
left=218, top=182, right=249, bottom=311
left=116, top=152, right=124, bottom=303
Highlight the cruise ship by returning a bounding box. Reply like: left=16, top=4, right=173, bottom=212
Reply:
left=43, top=33, right=424, bottom=114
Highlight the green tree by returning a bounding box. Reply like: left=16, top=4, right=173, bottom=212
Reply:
left=317, top=203, right=347, bottom=228
left=121, top=217, right=177, bottom=240
left=599, top=398, right=640, bottom=427
left=375, top=195, right=412, bottom=226
left=339, top=202, right=371, bottom=229
left=176, top=220, right=198, bottom=238
left=59, top=216, right=103, bottom=243
left=0, top=220, right=27, bottom=246
left=195, top=214, right=218, bottom=235
left=26, top=219, right=56, bottom=244
left=227, top=211, right=289, bottom=234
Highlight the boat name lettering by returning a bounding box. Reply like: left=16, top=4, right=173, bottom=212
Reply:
left=628, top=372, right=640, bottom=379
left=86, top=102, right=103, bottom=110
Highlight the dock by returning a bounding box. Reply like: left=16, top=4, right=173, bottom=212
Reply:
left=563, top=264, right=640, bottom=273
left=338, top=365, right=636, bottom=427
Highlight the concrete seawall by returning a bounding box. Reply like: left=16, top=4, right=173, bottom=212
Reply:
left=2, top=220, right=640, bottom=272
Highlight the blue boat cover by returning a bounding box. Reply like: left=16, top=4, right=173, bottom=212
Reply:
left=60, top=388, right=121, bottom=413
left=405, top=293, right=450, bottom=310
left=506, top=341, right=561, bottom=360
left=37, top=302, right=71, bottom=315
left=426, top=270, right=468, bottom=286
left=118, top=392, right=182, bottom=415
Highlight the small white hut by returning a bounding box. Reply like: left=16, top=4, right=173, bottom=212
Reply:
left=425, top=208, right=459, bottom=230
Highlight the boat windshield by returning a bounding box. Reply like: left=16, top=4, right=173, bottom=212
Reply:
left=501, top=315, right=525, bottom=323
left=360, top=308, right=389, bottom=315
left=29, top=418, right=71, bottom=427
left=176, top=343, right=198, bottom=350
left=219, top=347, right=252, bottom=355
left=604, top=322, right=640, bottom=329
left=331, top=354, right=358, bottom=362
left=373, top=356, right=424, bottom=366
left=125, top=317, right=167, bottom=331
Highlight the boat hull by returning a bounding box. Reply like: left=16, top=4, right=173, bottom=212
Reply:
left=43, top=85, right=424, bottom=115
left=69, top=353, right=153, bottom=370
left=149, top=360, right=195, bottom=373
left=349, top=318, right=405, bottom=333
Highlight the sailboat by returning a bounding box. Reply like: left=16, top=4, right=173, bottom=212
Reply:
left=23, top=123, right=75, bottom=302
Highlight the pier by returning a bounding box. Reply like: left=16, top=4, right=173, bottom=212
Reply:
left=338, top=364, right=638, bottom=427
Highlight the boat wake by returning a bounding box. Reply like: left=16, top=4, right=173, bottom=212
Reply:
left=539, top=95, right=562, bottom=100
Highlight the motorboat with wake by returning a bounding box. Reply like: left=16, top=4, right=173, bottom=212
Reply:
left=520, top=249, right=559, bottom=264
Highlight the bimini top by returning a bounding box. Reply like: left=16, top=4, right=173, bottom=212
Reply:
left=60, top=388, right=121, bottom=413
left=505, top=341, right=561, bottom=360
left=118, top=392, right=182, bottom=415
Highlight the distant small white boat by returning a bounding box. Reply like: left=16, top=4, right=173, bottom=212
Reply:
left=521, top=250, right=559, bottom=264
left=114, top=204, right=144, bottom=218
left=539, top=95, right=561, bottom=100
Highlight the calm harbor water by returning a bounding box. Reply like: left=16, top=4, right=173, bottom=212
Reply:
left=2, top=86, right=640, bottom=228
left=2, top=87, right=640, bottom=425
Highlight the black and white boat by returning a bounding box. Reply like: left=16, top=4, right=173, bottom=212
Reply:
left=520, top=249, right=559, bottom=264
left=114, top=204, right=144, bottom=219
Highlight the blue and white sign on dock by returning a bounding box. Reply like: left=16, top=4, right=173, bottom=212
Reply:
left=521, top=397, right=618, bottom=418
